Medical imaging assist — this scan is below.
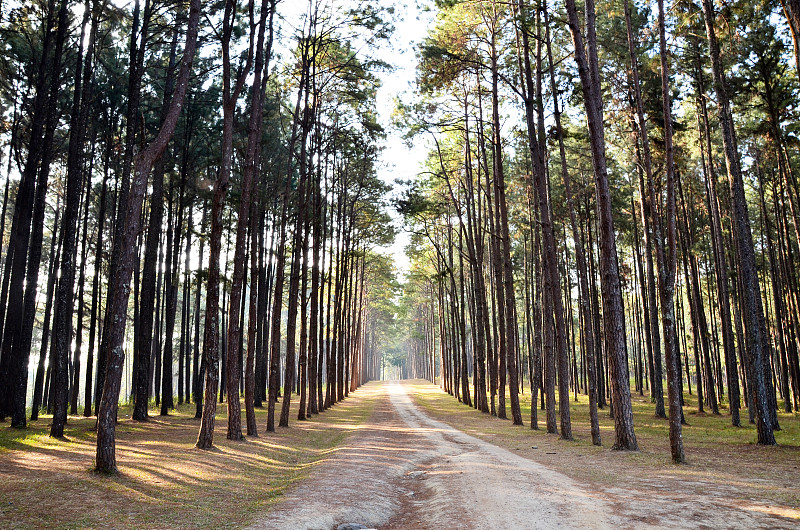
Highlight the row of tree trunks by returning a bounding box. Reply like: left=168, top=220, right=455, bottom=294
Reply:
left=0, top=0, right=70, bottom=429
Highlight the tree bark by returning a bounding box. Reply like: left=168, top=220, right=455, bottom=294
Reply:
left=656, top=0, right=684, bottom=463
left=700, top=0, right=776, bottom=444
left=96, top=0, right=202, bottom=472
left=623, top=0, right=666, bottom=418
left=541, top=0, right=598, bottom=444
left=563, top=0, right=638, bottom=450
left=47, top=0, right=87, bottom=434
left=133, top=27, right=179, bottom=421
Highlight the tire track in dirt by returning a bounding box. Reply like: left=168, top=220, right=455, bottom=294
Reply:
left=253, top=381, right=611, bottom=529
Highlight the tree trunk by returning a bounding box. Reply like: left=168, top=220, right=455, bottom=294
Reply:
left=133, top=28, right=178, bottom=421
left=541, top=0, right=598, bottom=444
left=30, top=203, right=61, bottom=421
left=96, top=0, right=152, bottom=417
left=623, top=0, right=666, bottom=418
left=692, top=44, right=741, bottom=425
left=49, top=0, right=89, bottom=434
left=96, top=0, right=202, bottom=472
left=563, top=0, right=638, bottom=450
left=700, top=0, right=776, bottom=444
left=193, top=204, right=207, bottom=419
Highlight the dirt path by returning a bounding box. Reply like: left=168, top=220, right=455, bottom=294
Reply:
left=253, top=381, right=612, bottom=529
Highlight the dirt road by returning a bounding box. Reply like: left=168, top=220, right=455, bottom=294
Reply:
left=252, top=381, right=612, bottom=529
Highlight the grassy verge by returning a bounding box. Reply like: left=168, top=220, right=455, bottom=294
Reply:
left=405, top=379, right=800, bottom=511
left=0, top=383, right=379, bottom=529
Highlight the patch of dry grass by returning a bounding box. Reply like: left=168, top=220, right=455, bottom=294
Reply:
left=405, top=379, right=800, bottom=514
left=0, top=384, right=378, bottom=529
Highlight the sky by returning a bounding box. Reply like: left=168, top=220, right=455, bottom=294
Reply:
left=276, top=0, right=434, bottom=280
left=371, top=1, right=433, bottom=279
left=362, top=0, right=433, bottom=279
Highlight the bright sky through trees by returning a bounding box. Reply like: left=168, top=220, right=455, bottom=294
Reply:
left=371, top=1, right=432, bottom=277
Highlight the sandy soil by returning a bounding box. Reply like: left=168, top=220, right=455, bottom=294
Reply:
left=256, top=381, right=800, bottom=529
left=254, top=381, right=613, bottom=529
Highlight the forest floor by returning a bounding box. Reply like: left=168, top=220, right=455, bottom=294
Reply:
left=0, top=392, right=375, bottom=529
left=260, top=380, right=800, bottom=529
left=3, top=381, right=799, bottom=529
left=408, top=379, right=800, bottom=528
